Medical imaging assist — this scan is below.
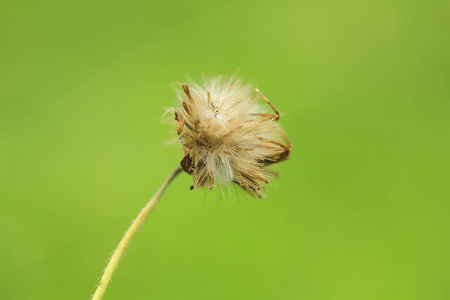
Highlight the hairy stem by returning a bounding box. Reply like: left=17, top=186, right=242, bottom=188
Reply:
left=92, top=166, right=182, bottom=300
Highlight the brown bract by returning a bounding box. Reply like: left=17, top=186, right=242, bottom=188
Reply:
left=169, top=76, right=291, bottom=198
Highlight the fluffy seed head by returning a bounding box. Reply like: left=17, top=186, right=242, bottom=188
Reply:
left=169, top=75, right=292, bottom=198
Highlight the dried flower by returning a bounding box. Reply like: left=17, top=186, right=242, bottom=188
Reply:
left=169, top=75, right=292, bottom=198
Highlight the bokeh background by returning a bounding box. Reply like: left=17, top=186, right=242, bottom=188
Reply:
left=1, top=0, right=449, bottom=299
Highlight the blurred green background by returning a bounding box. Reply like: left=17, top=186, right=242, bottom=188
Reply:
left=1, top=0, right=449, bottom=299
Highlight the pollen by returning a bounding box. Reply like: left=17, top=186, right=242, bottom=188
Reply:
left=169, top=75, right=292, bottom=198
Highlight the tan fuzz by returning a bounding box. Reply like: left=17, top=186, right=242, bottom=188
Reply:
left=169, top=75, right=291, bottom=198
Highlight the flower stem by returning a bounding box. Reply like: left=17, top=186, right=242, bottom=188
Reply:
left=91, top=166, right=182, bottom=300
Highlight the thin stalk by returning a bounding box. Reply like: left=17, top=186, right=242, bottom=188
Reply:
left=92, top=166, right=182, bottom=300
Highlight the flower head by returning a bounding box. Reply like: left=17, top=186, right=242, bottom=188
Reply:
left=169, top=75, right=291, bottom=198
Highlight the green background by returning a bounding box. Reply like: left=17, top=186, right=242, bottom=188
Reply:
left=1, top=0, right=449, bottom=299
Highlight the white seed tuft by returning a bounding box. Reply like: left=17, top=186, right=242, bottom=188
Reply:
left=169, top=75, right=291, bottom=198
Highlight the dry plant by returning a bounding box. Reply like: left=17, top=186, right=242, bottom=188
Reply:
left=91, top=75, right=292, bottom=300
